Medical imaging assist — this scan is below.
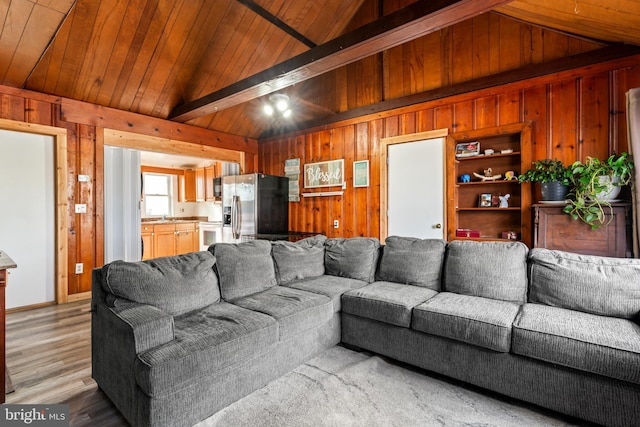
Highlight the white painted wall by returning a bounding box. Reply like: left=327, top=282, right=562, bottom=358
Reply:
left=0, top=130, right=55, bottom=309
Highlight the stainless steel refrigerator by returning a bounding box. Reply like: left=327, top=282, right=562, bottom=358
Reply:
left=222, top=173, right=289, bottom=243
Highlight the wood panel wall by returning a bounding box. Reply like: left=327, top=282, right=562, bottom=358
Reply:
left=259, top=57, right=640, bottom=239
left=0, top=85, right=257, bottom=302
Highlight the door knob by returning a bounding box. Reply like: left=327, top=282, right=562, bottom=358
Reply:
left=434, top=223, right=442, bottom=229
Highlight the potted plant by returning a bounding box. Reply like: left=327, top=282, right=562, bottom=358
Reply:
left=518, top=159, right=571, bottom=201
left=563, top=152, right=634, bottom=229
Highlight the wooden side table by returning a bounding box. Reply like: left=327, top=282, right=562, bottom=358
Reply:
left=0, top=251, right=17, bottom=403
left=532, top=203, right=633, bottom=258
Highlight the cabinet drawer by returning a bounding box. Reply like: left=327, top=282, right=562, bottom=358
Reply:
left=153, top=223, right=176, bottom=233
left=141, top=225, right=154, bottom=233
left=175, top=222, right=196, bottom=231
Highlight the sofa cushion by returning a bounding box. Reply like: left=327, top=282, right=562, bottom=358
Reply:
left=324, top=237, right=380, bottom=282
left=231, top=286, right=333, bottom=340
left=412, top=292, right=520, bottom=352
left=341, top=281, right=438, bottom=328
left=211, top=240, right=277, bottom=301
left=512, top=303, right=640, bottom=385
left=443, top=240, right=528, bottom=304
left=284, top=275, right=368, bottom=312
left=376, top=236, right=446, bottom=290
left=102, top=251, right=219, bottom=316
left=135, top=301, right=277, bottom=396
left=528, top=248, right=640, bottom=319
left=271, top=235, right=327, bottom=284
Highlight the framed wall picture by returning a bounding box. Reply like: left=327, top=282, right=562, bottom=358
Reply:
left=353, top=160, right=369, bottom=188
left=304, top=159, right=344, bottom=188
left=478, top=193, right=492, bottom=207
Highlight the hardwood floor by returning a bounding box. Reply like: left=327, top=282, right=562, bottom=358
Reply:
left=5, top=300, right=127, bottom=426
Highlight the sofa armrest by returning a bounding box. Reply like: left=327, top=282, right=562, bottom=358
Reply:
left=109, top=302, right=175, bottom=354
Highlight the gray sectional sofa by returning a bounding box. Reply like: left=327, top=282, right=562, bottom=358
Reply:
left=92, top=236, right=640, bottom=427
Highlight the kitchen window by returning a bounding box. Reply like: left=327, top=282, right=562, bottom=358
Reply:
left=143, top=173, right=172, bottom=216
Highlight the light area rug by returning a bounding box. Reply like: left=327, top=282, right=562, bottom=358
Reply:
left=198, top=345, right=579, bottom=427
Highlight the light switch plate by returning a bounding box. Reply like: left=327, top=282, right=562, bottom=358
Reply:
left=75, top=204, right=87, bottom=214
left=77, top=174, right=90, bottom=182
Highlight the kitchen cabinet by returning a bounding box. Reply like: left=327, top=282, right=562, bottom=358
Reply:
left=141, top=224, right=154, bottom=260
left=446, top=122, right=532, bottom=247
left=532, top=203, right=632, bottom=257
left=195, top=168, right=206, bottom=202
left=205, top=165, right=216, bottom=201
left=179, top=170, right=197, bottom=202
left=143, top=221, right=200, bottom=260
left=153, top=223, right=178, bottom=258
left=175, top=222, right=197, bottom=254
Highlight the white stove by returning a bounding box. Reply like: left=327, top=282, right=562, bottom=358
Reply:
left=199, top=221, right=223, bottom=251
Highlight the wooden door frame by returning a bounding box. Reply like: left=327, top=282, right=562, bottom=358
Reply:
left=0, top=119, right=68, bottom=305
left=379, top=128, right=449, bottom=243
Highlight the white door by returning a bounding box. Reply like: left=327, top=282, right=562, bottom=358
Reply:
left=387, top=137, right=445, bottom=239
left=104, top=146, right=142, bottom=262
left=0, top=130, right=55, bottom=309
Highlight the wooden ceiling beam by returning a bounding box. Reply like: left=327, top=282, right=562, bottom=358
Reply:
left=169, top=0, right=511, bottom=122
left=236, top=0, right=317, bottom=48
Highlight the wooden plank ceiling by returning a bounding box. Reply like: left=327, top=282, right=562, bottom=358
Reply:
left=1, top=0, right=639, bottom=140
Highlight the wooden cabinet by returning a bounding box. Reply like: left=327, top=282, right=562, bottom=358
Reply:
left=532, top=203, right=632, bottom=258
left=179, top=170, right=197, bottom=202
left=144, top=221, right=199, bottom=259
left=195, top=168, right=206, bottom=201
left=447, top=122, right=532, bottom=247
left=153, top=223, right=178, bottom=258
left=175, top=222, right=197, bottom=254
left=204, top=165, right=216, bottom=201
left=141, top=224, right=154, bottom=260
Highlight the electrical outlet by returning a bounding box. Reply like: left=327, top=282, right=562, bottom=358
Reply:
left=333, top=220, right=339, bottom=229
left=75, top=263, right=83, bottom=274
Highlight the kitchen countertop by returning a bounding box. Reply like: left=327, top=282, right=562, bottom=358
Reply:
left=142, top=216, right=208, bottom=225
left=0, top=251, right=17, bottom=270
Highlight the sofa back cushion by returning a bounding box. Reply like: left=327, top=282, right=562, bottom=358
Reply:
left=102, top=251, right=219, bottom=316
left=528, top=248, right=640, bottom=319
left=376, top=236, right=446, bottom=290
left=211, top=240, right=277, bottom=301
left=272, top=235, right=327, bottom=284
left=443, top=240, right=528, bottom=304
left=324, top=237, right=380, bottom=282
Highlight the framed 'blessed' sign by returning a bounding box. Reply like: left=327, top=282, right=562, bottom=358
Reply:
left=304, top=159, right=344, bottom=188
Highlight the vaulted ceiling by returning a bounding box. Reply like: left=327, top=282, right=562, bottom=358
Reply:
left=1, top=0, right=639, bottom=140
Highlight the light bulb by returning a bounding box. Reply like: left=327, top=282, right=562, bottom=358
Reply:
left=276, top=99, right=288, bottom=112
left=263, top=104, right=274, bottom=116
left=282, top=109, right=292, bottom=118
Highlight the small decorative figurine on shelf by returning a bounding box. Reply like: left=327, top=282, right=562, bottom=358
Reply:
left=459, top=174, right=471, bottom=183
left=499, top=194, right=510, bottom=208
left=473, top=167, right=502, bottom=181
left=504, top=170, right=517, bottom=180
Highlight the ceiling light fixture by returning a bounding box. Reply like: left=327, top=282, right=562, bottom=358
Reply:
left=264, top=93, right=291, bottom=118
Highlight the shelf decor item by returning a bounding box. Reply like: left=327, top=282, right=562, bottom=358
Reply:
left=478, top=193, right=492, bottom=207
left=455, top=141, right=480, bottom=158
left=563, top=152, right=634, bottom=229
left=518, top=159, right=570, bottom=202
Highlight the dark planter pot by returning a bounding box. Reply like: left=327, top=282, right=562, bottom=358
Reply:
left=540, top=181, right=569, bottom=201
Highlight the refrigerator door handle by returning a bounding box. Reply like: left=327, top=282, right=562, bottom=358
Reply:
left=232, top=195, right=240, bottom=239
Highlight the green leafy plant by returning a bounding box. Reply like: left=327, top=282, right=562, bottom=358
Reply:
left=563, top=152, right=634, bottom=229
left=518, top=159, right=571, bottom=184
